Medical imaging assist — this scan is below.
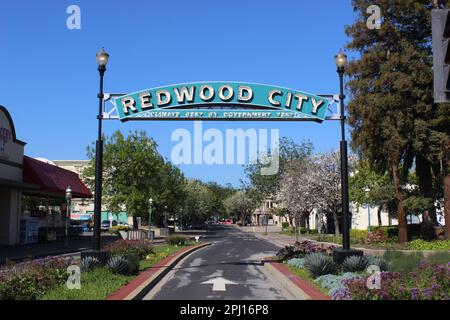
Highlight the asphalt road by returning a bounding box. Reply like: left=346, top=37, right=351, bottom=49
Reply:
left=145, top=225, right=295, bottom=300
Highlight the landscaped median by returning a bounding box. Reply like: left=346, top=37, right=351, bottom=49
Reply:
left=106, top=241, right=210, bottom=300
left=263, top=258, right=330, bottom=300
left=0, top=235, right=209, bottom=300
left=273, top=240, right=450, bottom=300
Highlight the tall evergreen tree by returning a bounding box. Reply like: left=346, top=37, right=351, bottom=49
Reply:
left=344, top=0, right=450, bottom=242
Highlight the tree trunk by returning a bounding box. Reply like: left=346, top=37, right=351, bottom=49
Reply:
left=333, top=208, right=340, bottom=237
left=416, top=155, right=438, bottom=239
left=299, top=213, right=307, bottom=228
left=392, top=161, right=408, bottom=243
left=444, top=141, right=450, bottom=239
left=306, top=211, right=311, bottom=232
left=287, top=215, right=292, bottom=227
left=132, top=216, right=139, bottom=230
left=377, top=206, right=382, bottom=226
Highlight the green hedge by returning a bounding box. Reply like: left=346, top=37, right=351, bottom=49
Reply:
left=405, top=239, right=450, bottom=250
left=349, top=229, right=368, bottom=240
left=166, top=235, right=188, bottom=246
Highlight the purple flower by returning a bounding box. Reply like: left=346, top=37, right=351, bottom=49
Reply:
left=417, top=261, right=429, bottom=270
left=410, top=288, right=420, bottom=300
left=422, top=288, right=433, bottom=300
left=408, top=272, right=417, bottom=278
left=332, top=288, right=352, bottom=300
left=398, top=285, right=406, bottom=293
left=379, top=290, right=390, bottom=300
left=431, top=284, right=441, bottom=290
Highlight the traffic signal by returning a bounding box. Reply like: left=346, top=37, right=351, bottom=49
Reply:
left=432, top=8, right=450, bottom=103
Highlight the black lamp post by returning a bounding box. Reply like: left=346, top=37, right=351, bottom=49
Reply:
left=333, top=50, right=363, bottom=263
left=164, top=205, right=168, bottom=228
left=65, top=186, right=72, bottom=248
left=93, top=47, right=109, bottom=251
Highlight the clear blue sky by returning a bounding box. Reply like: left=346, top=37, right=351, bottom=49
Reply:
left=0, top=0, right=357, bottom=187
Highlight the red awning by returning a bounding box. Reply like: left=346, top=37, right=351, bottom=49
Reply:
left=23, top=156, right=92, bottom=198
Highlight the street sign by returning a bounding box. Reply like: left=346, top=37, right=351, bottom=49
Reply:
left=114, top=82, right=331, bottom=122
left=432, top=9, right=450, bottom=102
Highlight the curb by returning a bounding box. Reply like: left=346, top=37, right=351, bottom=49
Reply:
left=106, top=242, right=211, bottom=300
left=263, top=259, right=330, bottom=300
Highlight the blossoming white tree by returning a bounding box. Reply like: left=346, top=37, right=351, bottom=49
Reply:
left=277, top=150, right=355, bottom=236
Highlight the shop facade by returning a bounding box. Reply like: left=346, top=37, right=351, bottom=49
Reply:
left=0, top=105, right=92, bottom=245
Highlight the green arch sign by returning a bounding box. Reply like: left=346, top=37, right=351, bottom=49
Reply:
left=114, top=82, right=331, bottom=122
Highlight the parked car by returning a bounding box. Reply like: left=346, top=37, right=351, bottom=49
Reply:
left=100, top=220, right=117, bottom=231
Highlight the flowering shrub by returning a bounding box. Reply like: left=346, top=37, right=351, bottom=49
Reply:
left=105, top=239, right=154, bottom=259
left=0, top=257, right=71, bottom=300
left=315, top=272, right=362, bottom=298
left=332, top=287, right=353, bottom=300
left=365, top=229, right=388, bottom=244
left=345, top=262, right=450, bottom=300
left=276, top=240, right=336, bottom=261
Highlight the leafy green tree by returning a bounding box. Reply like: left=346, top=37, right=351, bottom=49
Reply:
left=183, top=180, right=214, bottom=222
left=350, top=160, right=396, bottom=226
left=204, top=182, right=236, bottom=218
left=224, top=190, right=258, bottom=225
left=153, top=163, right=187, bottom=226
left=244, top=137, right=313, bottom=203
left=84, top=130, right=166, bottom=228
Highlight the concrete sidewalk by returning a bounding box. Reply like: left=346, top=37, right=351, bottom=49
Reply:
left=239, top=227, right=442, bottom=258
left=236, top=225, right=330, bottom=248
left=0, top=234, right=119, bottom=264
left=0, top=234, right=167, bottom=265
left=240, top=230, right=300, bottom=248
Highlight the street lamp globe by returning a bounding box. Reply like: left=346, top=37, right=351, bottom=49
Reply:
left=65, top=186, right=72, bottom=201
left=96, top=47, right=109, bottom=67
left=149, top=198, right=153, bottom=206
left=335, top=49, right=347, bottom=69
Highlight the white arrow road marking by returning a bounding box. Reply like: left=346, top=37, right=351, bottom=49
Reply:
left=201, top=277, right=238, bottom=291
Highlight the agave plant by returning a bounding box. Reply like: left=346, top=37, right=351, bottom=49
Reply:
left=304, top=253, right=337, bottom=278
left=106, top=255, right=129, bottom=275
left=366, top=255, right=389, bottom=271
left=342, top=255, right=369, bottom=272
left=287, top=258, right=305, bottom=269
left=80, top=256, right=100, bottom=273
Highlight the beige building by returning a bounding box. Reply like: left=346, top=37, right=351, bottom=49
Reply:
left=0, top=106, right=27, bottom=245
left=251, top=199, right=287, bottom=226
left=252, top=197, right=397, bottom=231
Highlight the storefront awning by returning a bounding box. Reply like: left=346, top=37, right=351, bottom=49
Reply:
left=23, top=156, right=92, bottom=198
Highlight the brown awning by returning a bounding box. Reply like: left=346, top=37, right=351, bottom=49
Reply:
left=23, top=156, right=92, bottom=198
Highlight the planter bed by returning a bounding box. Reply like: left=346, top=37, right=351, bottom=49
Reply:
left=277, top=240, right=450, bottom=300
left=39, top=244, right=188, bottom=300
